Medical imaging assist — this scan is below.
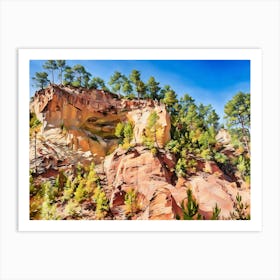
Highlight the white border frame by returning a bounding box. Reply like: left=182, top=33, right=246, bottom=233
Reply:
left=18, top=48, right=262, bottom=231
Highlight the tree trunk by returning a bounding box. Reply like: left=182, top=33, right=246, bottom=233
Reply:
left=240, top=117, right=250, bottom=156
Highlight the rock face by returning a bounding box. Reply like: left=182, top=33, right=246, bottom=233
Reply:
left=29, top=128, right=94, bottom=181
left=31, top=85, right=170, bottom=163
left=216, top=128, right=231, bottom=145
left=103, top=146, right=250, bottom=220
left=127, top=105, right=170, bottom=148
left=176, top=175, right=250, bottom=219
left=103, top=146, right=181, bottom=219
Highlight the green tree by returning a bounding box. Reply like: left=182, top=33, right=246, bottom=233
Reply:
left=123, top=122, right=134, bottom=144
left=129, top=69, right=146, bottom=100
left=43, top=60, right=57, bottom=84
left=83, top=71, right=92, bottom=88
left=56, top=60, right=66, bottom=84
left=224, top=92, right=250, bottom=154
left=63, top=66, right=74, bottom=85
left=198, top=104, right=219, bottom=130
left=207, top=110, right=220, bottom=130
left=72, top=64, right=92, bottom=88
left=32, top=72, right=49, bottom=89
left=115, top=121, right=134, bottom=148
left=162, top=85, right=177, bottom=107
left=122, top=77, right=134, bottom=98
left=146, top=76, right=161, bottom=100
left=146, top=111, right=160, bottom=146
left=109, top=71, right=123, bottom=97
left=137, top=80, right=146, bottom=99
left=89, top=77, right=108, bottom=91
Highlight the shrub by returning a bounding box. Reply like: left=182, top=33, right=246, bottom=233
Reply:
left=115, top=121, right=134, bottom=148
left=124, top=188, right=139, bottom=218
left=29, top=112, right=41, bottom=129
left=62, top=179, right=75, bottom=202
left=237, top=155, right=250, bottom=180
left=74, top=180, right=86, bottom=203
left=64, top=199, right=81, bottom=218
left=214, top=152, right=228, bottom=164
left=143, top=110, right=163, bottom=150
left=115, top=122, right=125, bottom=140
left=85, top=162, right=99, bottom=194
left=41, top=181, right=57, bottom=203
left=230, top=193, right=250, bottom=220
left=93, top=186, right=109, bottom=219
left=29, top=170, right=41, bottom=197
left=211, top=203, right=221, bottom=220
left=186, top=159, right=197, bottom=174
left=123, top=121, right=133, bottom=143
left=181, top=189, right=201, bottom=220
left=40, top=184, right=60, bottom=220
left=175, top=158, right=187, bottom=178
left=30, top=195, right=42, bottom=219
left=200, top=149, right=212, bottom=160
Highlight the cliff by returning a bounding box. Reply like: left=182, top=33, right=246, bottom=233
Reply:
left=30, top=85, right=170, bottom=163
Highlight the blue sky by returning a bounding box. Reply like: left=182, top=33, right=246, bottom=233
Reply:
left=30, top=60, right=250, bottom=119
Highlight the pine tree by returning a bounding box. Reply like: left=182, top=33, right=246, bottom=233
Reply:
left=122, top=78, right=134, bottom=98
left=146, top=76, right=161, bottom=100
left=162, top=86, right=177, bottom=107
left=43, top=60, right=57, bottom=84
left=109, top=71, right=123, bottom=97
left=56, top=60, right=66, bottom=84
left=32, top=72, right=49, bottom=89
left=129, top=70, right=146, bottom=100
left=72, top=64, right=92, bottom=88
left=89, top=77, right=108, bottom=91
left=63, top=66, right=74, bottom=85
left=224, top=92, right=250, bottom=154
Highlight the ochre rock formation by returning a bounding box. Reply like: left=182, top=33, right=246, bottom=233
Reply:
left=127, top=105, right=170, bottom=148
left=104, top=146, right=250, bottom=220
left=103, top=146, right=180, bottom=219
left=31, top=85, right=171, bottom=162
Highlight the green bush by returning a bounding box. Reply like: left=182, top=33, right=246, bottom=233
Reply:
left=181, top=189, right=201, bottom=220
left=62, top=179, right=75, bottom=202
left=124, top=188, right=139, bottom=218
left=211, top=203, right=221, bottom=220
left=230, top=193, right=250, bottom=220
left=64, top=199, right=82, bottom=218
left=115, top=121, right=134, bottom=148
left=93, top=186, right=109, bottom=219
left=214, top=152, right=228, bottom=164
left=74, top=180, right=86, bottom=203
left=40, top=183, right=60, bottom=220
